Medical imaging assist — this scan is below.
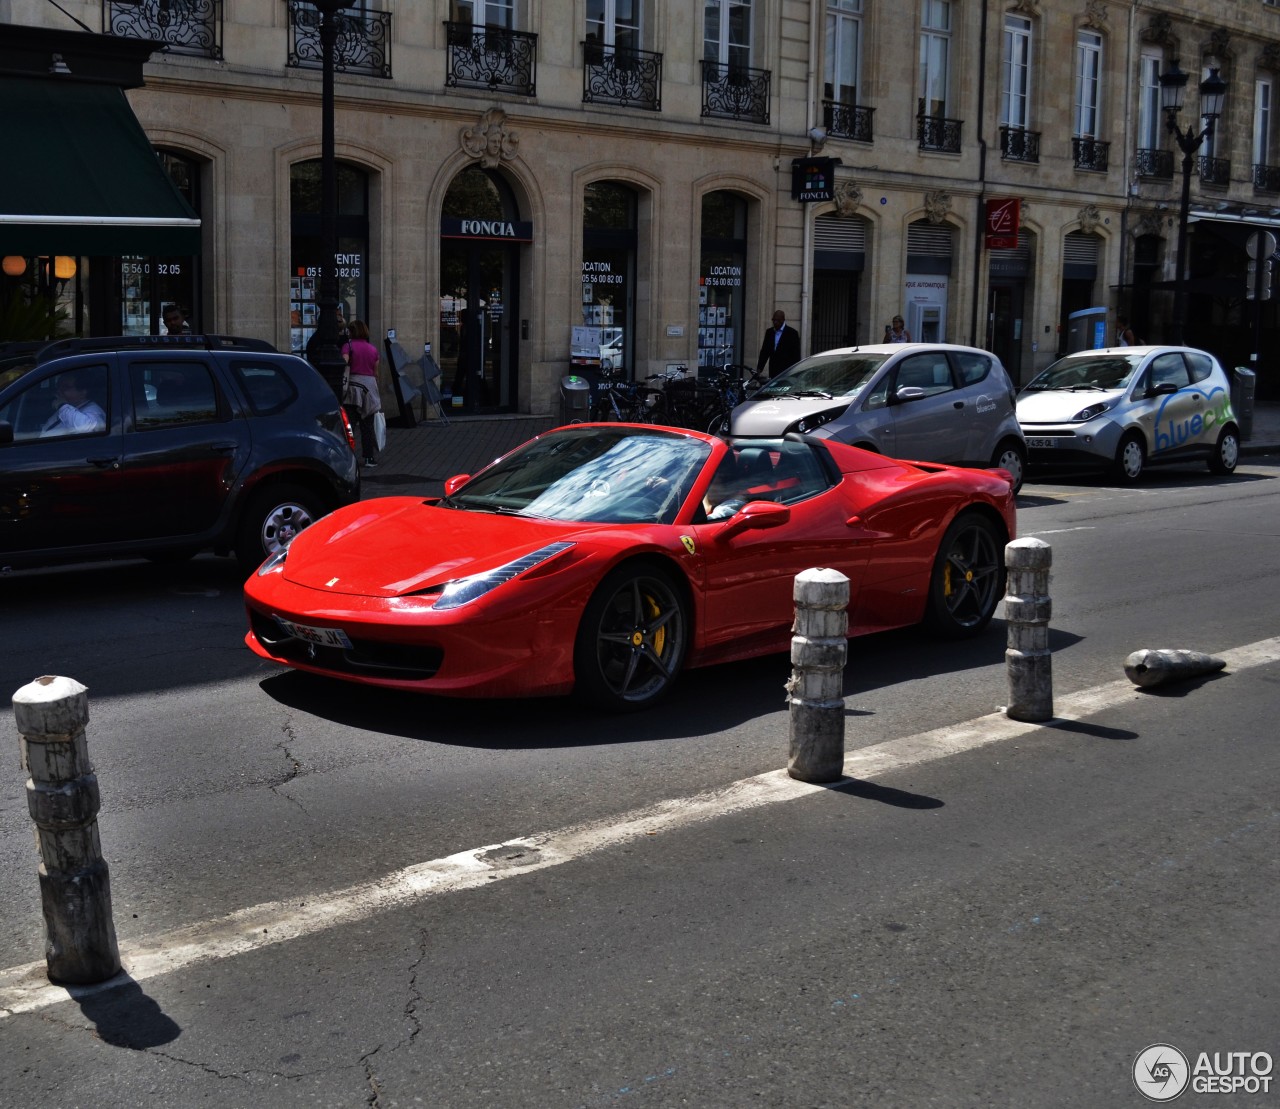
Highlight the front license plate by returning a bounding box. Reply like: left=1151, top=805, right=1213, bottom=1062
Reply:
left=276, top=617, right=353, bottom=649
left=1026, top=437, right=1058, bottom=449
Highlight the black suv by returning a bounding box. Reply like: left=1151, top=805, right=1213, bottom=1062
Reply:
left=0, top=335, right=359, bottom=573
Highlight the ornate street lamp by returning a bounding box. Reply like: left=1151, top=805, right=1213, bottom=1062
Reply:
left=308, top=1, right=351, bottom=401
left=1160, top=60, right=1228, bottom=344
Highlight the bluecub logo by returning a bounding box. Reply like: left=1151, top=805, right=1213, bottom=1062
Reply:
left=1152, top=386, right=1233, bottom=455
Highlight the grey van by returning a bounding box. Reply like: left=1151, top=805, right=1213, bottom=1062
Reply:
left=729, top=343, right=1026, bottom=492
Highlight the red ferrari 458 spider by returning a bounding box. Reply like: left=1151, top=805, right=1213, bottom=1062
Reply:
left=244, top=424, right=1017, bottom=711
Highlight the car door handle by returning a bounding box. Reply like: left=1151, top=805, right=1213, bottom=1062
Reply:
left=211, top=442, right=239, bottom=454
left=87, top=456, right=120, bottom=469
left=953, top=400, right=965, bottom=409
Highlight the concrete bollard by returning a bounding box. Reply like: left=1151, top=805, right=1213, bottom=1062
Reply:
left=1004, top=538, right=1053, bottom=722
left=1124, top=648, right=1226, bottom=688
left=12, top=675, right=121, bottom=985
left=786, top=568, right=849, bottom=783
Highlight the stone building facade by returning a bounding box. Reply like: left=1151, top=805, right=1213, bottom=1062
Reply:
left=2, top=0, right=1277, bottom=410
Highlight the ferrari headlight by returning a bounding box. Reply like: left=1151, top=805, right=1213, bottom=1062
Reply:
left=256, top=547, right=289, bottom=576
left=1071, top=401, right=1113, bottom=422
left=433, top=542, right=575, bottom=611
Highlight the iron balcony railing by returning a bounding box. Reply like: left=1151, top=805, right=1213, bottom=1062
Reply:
left=582, top=43, right=661, bottom=111
left=700, top=60, right=770, bottom=124
left=104, top=0, right=222, bottom=59
left=1135, top=147, right=1174, bottom=179
left=1198, top=155, right=1230, bottom=187
left=822, top=99, right=874, bottom=143
left=917, top=101, right=962, bottom=153
left=445, top=22, right=537, bottom=96
left=1072, top=135, right=1110, bottom=172
left=287, top=2, right=391, bottom=78
left=1253, top=163, right=1280, bottom=192
left=1000, top=125, right=1040, bottom=163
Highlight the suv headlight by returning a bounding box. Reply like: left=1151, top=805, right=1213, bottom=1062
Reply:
left=788, top=405, right=847, bottom=435
left=1072, top=401, right=1114, bottom=422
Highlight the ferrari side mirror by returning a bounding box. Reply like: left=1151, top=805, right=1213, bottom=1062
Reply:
left=443, top=473, right=471, bottom=496
left=716, top=499, right=790, bottom=540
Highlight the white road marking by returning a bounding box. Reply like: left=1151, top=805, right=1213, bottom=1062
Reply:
left=2, top=636, right=1277, bottom=1018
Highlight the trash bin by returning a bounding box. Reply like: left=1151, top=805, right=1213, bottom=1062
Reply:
left=1231, top=367, right=1256, bottom=441
left=560, top=373, right=591, bottom=423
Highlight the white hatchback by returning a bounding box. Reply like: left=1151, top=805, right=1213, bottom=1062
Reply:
left=1016, top=345, right=1240, bottom=482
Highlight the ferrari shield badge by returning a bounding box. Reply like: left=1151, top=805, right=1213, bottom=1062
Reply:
left=680, top=535, right=696, bottom=555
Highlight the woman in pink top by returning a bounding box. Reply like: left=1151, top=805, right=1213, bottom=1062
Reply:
left=342, top=319, right=382, bottom=466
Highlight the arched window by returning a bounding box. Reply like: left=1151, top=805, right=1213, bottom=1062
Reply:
left=582, top=182, right=637, bottom=377
left=289, top=160, right=370, bottom=354
left=118, top=149, right=202, bottom=336
left=698, top=191, right=748, bottom=369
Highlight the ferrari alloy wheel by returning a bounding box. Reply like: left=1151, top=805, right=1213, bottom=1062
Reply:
left=1208, top=425, right=1239, bottom=475
left=574, top=565, right=688, bottom=711
left=926, top=512, right=1004, bottom=638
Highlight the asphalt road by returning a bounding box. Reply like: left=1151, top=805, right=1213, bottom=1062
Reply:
left=0, top=460, right=1277, bottom=1108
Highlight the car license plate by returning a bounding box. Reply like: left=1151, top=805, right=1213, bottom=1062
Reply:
left=276, top=617, right=353, bottom=649
left=1026, top=437, right=1058, bottom=449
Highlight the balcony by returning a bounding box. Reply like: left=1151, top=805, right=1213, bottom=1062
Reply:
left=822, top=99, right=874, bottom=143
left=1072, top=135, right=1110, bottom=172
left=1253, top=164, right=1280, bottom=193
left=104, top=0, right=222, bottom=59
left=1198, top=155, right=1230, bottom=187
left=287, top=2, right=391, bottom=78
left=582, top=43, right=661, bottom=111
left=700, top=60, right=770, bottom=125
left=1135, top=147, right=1174, bottom=180
left=445, top=23, right=537, bottom=97
left=917, top=101, right=962, bottom=153
left=1000, top=125, right=1040, bottom=164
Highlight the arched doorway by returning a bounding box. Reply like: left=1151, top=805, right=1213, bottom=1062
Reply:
left=440, top=166, right=527, bottom=413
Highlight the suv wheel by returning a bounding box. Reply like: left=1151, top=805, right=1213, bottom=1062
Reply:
left=1110, top=432, right=1146, bottom=484
left=1208, top=425, right=1240, bottom=475
left=236, top=483, right=325, bottom=574
left=991, top=438, right=1026, bottom=495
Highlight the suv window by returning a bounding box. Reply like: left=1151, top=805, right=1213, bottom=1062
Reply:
left=894, top=354, right=955, bottom=396
left=232, top=361, right=299, bottom=416
left=0, top=364, right=110, bottom=441
left=950, top=350, right=992, bottom=385
left=1184, top=350, right=1215, bottom=384
left=1148, top=353, right=1190, bottom=392
left=132, top=362, right=222, bottom=430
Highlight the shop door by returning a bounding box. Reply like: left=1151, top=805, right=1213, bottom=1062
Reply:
left=811, top=270, right=859, bottom=353
left=441, top=240, right=519, bottom=413
left=987, top=281, right=1025, bottom=386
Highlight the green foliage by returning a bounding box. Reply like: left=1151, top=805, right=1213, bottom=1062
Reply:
left=0, top=288, right=70, bottom=342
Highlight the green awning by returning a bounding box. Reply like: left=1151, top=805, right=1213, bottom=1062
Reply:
left=0, top=76, right=201, bottom=256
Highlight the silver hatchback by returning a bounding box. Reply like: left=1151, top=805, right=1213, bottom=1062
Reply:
left=729, top=343, right=1026, bottom=492
left=1016, top=345, right=1240, bottom=482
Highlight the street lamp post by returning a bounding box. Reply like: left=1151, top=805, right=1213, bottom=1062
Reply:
left=1159, top=60, right=1228, bottom=345
left=308, top=1, right=351, bottom=402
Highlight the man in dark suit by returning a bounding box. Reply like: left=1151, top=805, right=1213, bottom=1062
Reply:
left=756, top=309, right=802, bottom=378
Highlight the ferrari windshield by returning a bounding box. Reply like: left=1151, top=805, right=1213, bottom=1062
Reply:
left=1023, top=353, right=1142, bottom=392
left=753, top=351, right=887, bottom=399
left=448, top=425, right=712, bottom=524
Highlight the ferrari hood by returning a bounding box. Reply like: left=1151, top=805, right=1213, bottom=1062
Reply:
left=279, top=497, right=596, bottom=597
left=1016, top=389, right=1124, bottom=423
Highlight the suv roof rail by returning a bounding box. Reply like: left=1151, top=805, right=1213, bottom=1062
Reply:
left=29, top=334, right=279, bottom=362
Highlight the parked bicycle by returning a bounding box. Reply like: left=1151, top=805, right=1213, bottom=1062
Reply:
left=590, top=366, right=660, bottom=422
left=703, top=363, right=766, bottom=435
